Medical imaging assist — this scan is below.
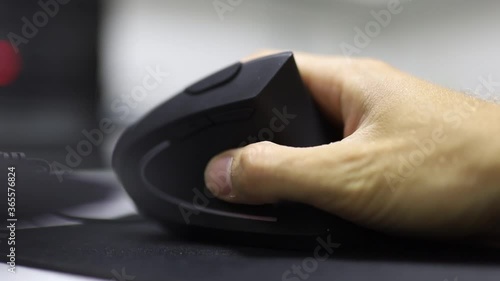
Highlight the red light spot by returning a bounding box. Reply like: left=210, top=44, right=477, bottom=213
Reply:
left=0, top=40, right=22, bottom=87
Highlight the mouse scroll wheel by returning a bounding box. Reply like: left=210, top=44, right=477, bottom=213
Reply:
left=185, top=62, right=242, bottom=95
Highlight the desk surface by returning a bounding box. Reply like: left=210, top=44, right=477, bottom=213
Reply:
left=1, top=171, right=499, bottom=281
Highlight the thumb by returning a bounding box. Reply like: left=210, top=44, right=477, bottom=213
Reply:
left=204, top=140, right=366, bottom=210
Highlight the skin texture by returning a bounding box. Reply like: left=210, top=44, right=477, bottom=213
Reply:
left=204, top=51, right=500, bottom=238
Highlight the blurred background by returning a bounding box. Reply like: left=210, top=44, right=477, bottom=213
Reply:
left=1, top=0, right=499, bottom=170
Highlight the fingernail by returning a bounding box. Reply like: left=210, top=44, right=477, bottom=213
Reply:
left=205, top=156, right=233, bottom=197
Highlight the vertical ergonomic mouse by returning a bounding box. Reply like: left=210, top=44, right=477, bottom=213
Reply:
left=112, top=52, right=354, bottom=236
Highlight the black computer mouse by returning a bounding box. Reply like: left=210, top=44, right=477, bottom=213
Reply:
left=113, top=52, right=357, bottom=237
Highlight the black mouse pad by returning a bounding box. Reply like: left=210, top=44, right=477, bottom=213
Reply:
left=2, top=216, right=499, bottom=281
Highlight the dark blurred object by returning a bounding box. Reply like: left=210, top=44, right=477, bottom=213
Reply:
left=0, top=0, right=102, bottom=168
left=0, top=154, right=117, bottom=222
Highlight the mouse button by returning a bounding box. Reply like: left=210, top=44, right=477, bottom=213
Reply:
left=170, top=116, right=213, bottom=138
left=208, top=108, right=254, bottom=124
left=185, top=62, right=242, bottom=95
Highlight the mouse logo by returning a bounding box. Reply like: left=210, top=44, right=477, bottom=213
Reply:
left=0, top=40, right=22, bottom=87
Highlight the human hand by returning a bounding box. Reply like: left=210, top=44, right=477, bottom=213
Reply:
left=204, top=51, right=500, bottom=237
